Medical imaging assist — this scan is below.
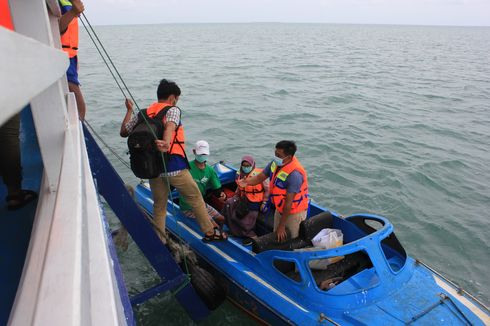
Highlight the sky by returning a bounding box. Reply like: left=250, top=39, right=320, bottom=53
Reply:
left=80, top=0, right=490, bottom=27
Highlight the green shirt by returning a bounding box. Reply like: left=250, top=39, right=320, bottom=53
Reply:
left=179, top=160, right=222, bottom=211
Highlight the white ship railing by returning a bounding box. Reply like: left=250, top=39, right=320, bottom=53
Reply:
left=1, top=1, right=128, bottom=325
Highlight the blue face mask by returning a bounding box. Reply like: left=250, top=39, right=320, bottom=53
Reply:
left=195, top=154, right=207, bottom=163
left=273, top=155, right=284, bottom=167
left=241, top=166, right=253, bottom=174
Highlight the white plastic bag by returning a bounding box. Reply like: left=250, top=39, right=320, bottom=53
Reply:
left=311, top=228, right=343, bottom=249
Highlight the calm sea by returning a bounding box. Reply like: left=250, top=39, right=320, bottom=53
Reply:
left=79, top=23, right=490, bottom=325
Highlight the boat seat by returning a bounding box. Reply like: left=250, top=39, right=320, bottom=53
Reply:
left=252, top=231, right=311, bottom=254
left=251, top=211, right=334, bottom=253
left=298, top=211, right=333, bottom=241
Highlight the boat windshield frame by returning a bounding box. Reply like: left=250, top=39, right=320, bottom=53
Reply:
left=255, top=214, right=412, bottom=295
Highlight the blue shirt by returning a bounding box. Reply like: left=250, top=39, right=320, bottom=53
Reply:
left=59, top=1, right=71, bottom=14
left=263, top=161, right=303, bottom=193
left=166, top=154, right=188, bottom=173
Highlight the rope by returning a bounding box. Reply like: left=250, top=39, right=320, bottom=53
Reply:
left=79, top=17, right=128, bottom=100
left=416, top=259, right=490, bottom=312
left=80, top=13, right=192, bottom=277
left=81, top=13, right=142, bottom=113
left=171, top=274, right=192, bottom=296
left=85, top=120, right=132, bottom=170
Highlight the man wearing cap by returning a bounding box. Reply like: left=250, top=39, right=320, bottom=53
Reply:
left=179, top=141, right=227, bottom=226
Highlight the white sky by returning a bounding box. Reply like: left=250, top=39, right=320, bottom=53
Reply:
left=81, top=0, right=490, bottom=26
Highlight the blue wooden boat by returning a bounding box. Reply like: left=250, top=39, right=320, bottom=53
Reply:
left=135, top=162, right=490, bottom=325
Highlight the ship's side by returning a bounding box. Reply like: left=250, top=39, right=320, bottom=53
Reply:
left=1, top=1, right=132, bottom=324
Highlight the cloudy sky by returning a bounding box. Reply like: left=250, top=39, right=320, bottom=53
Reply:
left=81, top=0, right=490, bottom=26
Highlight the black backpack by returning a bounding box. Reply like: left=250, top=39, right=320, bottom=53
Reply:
left=127, top=106, right=172, bottom=179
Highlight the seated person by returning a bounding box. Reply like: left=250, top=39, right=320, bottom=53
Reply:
left=179, top=140, right=226, bottom=226
left=222, top=155, right=269, bottom=244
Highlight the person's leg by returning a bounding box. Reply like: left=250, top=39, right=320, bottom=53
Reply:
left=221, top=197, right=242, bottom=236
left=206, top=203, right=225, bottom=225
left=239, top=210, right=258, bottom=238
left=181, top=204, right=223, bottom=224
left=284, top=210, right=307, bottom=238
left=149, top=176, right=170, bottom=240
left=66, top=56, right=86, bottom=120
left=182, top=210, right=195, bottom=218
left=169, top=170, right=214, bottom=235
left=0, top=114, right=22, bottom=196
left=273, top=209, right=306, bottom=238
left=0, top=114, right=38, bottom=209
left=273, top=209, right=282, bottom=232
left=68, top=82, right=86, bottom=121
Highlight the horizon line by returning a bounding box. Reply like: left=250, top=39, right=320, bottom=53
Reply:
left=87, top=21, right=490, bottom=28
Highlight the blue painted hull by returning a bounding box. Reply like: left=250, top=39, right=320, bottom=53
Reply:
left=135, top=163, right=490, bottom=325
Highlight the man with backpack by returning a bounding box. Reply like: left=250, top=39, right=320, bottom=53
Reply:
left=120, top=79, right=227, bottom=242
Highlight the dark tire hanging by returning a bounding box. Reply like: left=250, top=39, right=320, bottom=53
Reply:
left=188, top=262, right=226, bottom=310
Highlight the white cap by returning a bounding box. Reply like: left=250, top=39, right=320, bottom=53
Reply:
left=194, top=140, right=210, bottom=155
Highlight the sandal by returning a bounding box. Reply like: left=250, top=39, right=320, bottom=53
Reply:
left=6, top=189, right=38, bottom=210
left=202, top=227, right=228, bottom=243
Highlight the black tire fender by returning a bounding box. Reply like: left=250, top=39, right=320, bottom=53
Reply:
left=188, top=263, right=226, bottom=310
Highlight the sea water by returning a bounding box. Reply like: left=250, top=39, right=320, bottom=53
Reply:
left=79, top=23, right=490, bottom=325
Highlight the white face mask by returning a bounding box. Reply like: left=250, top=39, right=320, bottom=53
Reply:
left=195, top=154, right=207, bottom=163
left=241, top=165, right=253, bottom=174
left=273, top=155, right=284, bottom=166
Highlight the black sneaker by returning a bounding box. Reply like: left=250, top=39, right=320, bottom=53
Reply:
left=242, top=237, right=254, bottom=246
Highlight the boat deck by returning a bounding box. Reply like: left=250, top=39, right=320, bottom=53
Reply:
left=0, top=107, right=42, bottom=325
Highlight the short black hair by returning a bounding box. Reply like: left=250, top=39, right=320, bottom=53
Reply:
left=157, top=79, right=181, bottom=100
left=276, top=140, right=297, bottom=156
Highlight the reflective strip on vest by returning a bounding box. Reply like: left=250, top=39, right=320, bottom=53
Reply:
left=269, top=157, right=308, bottom=214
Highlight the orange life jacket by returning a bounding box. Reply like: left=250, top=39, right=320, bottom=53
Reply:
left=269, top=156, right=309, bottom=214
left=0, top=0, right=14, bottom=30
left=236, top=168, right=265, bottom=203
left=146, top=102, right=186, bottom=158
left=59, top=0, right=79, bottom=58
